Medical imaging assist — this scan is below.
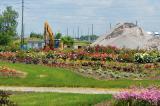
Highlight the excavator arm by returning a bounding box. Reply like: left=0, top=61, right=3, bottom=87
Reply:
left=44, top=21, right=54, bottom=50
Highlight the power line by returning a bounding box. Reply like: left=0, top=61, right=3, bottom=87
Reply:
left=19, top=11, right=160, bottom=18
left=19, top=5, right=160, bottom=10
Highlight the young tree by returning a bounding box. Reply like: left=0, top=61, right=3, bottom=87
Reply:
left=0, top=6, right=18, bottom=45
left=80, top=35, right=98, bottom=42
left=61, top=36, right=74, bottom=46
left=30, top=32, right=43, bottom=39
left=55, top=32, right=62, bottom=39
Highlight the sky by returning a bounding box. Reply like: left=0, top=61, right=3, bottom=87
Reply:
left=0, top=0, right=160, bottom=37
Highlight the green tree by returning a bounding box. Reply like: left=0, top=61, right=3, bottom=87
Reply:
left=0, top=33, right=12, bottom=45
left=61, top=36, right=74, bottom=46
left=80, top=35, right=98, bottom=42
left=55, top=32, right=62, bottom=39
left=0, top=6, right=18, bottom=45
left=30, top=32, right=43, bottom=39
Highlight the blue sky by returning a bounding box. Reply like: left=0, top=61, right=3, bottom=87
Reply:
left=0, top=0, right=160, bottom=37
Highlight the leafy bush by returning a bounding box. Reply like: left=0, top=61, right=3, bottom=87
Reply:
left=0, top=90, right=17, bottom=106
left=46, top=52, right=55, bottom=59
left=134, top=53, right=143, bottom=63
left=143, top=53, right=154, bottom=63
left=134, top=53, right=154, bottom=63
left=16, top=51, right=26, bottom=59
left=86, top=45, right=119, bottom=54
left=155, top=56, right=160, bottom=62
left=154, top=52, right=160, bottom=62
left=32, top=58, right=40, bottom=64
left=0, top=45, right=20, bottom=52
left=117, top=53, right=134, bottom=62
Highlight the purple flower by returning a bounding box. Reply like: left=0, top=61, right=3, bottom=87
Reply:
left=114, top=88, right=160, bottom=105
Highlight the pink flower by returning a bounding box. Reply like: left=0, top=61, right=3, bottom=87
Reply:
left=114, top=88, right=160, bottom=105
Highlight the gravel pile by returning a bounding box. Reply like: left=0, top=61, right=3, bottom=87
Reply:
left=92, top=22, right=159, bottom=50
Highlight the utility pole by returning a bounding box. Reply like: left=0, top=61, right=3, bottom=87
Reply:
left=136, top=20, right=138, bottom=26
left=21, top=0, right=24, bottom=49
left=72, top=28, right=75, bottom=38
left=91, top=24, right=94, bottom=43
left=88, top=27, right=91, bottom=42
left=110, top=23, right=112, bottom=30
left=81, top=30, right=83, bottom=37
left=106, top=28, right=107, bottom=33
left=92, top=24, right=94, bottom=36
left=77, top=26, right=80, bottom=39
left=67, top=27, right=69, bottom=36
left=88, top=27, right=90, bottom=35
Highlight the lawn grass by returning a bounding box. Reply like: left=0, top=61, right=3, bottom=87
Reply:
left=0, top=61, right=160, bottom=88
left=11, top=93, right=112, bottom=106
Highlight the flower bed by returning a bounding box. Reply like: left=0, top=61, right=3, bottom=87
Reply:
left=0, top=46, right=159, bottom=80
left=0, top=46, right=160, bottom=65
left=0, top=66, right=26, bottom=78
left=114, top=88, right=160, bottom=106
left=0, top=52, right=16, bottom=60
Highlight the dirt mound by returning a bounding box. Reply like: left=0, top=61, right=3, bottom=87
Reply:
left=146, top=36, right=160, bottom=50
left=92, top=22, right=157, bottom=50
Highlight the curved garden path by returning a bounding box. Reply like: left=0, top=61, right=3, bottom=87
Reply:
left=0, top=86, right=121, bottom=94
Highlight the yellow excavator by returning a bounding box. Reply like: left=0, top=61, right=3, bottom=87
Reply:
left=43, top=21, right=54, bottom=50
left=43, top=21, right=63, bottom=50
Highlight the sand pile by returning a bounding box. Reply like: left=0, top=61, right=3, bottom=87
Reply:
left=92, top=22, right=158, bottom=50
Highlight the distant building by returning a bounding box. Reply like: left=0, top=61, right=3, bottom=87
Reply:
left=27, top=40, right=45, bottom=49
left=73, top=40, right=90, bottom=49
left=27, top=39, right=61, bottom=49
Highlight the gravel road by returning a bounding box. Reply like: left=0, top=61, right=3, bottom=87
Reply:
left=0, top=86, right=121, bottom=94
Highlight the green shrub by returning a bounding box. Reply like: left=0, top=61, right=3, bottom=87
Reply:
left=0, top=90, right=17, bottom=106
left=117, top=53, right=134, bottom=62
left=46, top=52, right=55, bottom=59
left=134, top=53, right=154, bottom=63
